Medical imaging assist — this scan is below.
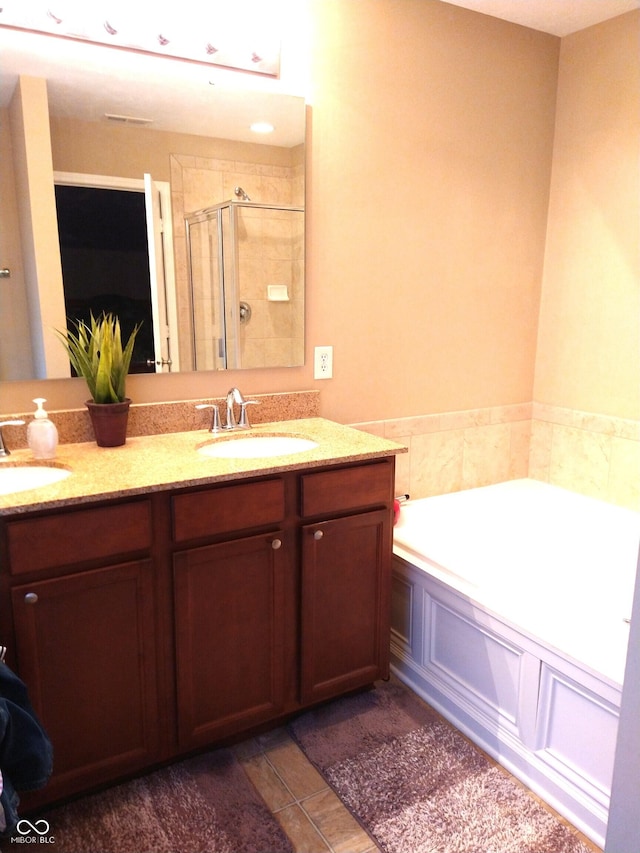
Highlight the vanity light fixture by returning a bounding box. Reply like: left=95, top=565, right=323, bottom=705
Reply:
left=4, top=4, right=282, bottom=76
left=250, top=121, right=275, bottom=134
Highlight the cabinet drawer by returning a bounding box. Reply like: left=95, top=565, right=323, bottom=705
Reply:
left=172, top=478, right=285, bottom=542
left=6, top=500, right=152, bottom=575
left=300, top=461, right=393, bottom=518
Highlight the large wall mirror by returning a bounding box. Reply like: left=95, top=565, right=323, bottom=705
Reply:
left=0, top=27, right=305, bottom=382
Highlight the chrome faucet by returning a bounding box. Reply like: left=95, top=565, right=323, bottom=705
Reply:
left=224, top=388, right=243, bottom=430
left=225, top=388, right=260, bottom=430
left=196, top=389, right=259, bottom=433
left=0, top=419, right=25, bottom=457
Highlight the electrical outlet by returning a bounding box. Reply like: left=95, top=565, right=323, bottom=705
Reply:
left=314, top=345, right=333, bottom=379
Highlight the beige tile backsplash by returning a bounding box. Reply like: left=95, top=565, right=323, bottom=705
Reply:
left=353, top=402, right=639, bottom=512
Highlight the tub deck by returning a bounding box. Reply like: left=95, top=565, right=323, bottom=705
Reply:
left=391, top=478, right=640, bottom=848
left=393, top=478, right=639, bottom=685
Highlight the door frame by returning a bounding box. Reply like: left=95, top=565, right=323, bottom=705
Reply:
left=53, top=171, right=180, bottom=373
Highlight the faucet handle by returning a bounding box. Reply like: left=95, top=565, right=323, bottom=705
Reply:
left=238, top=400, right=260, bottom=428
left=195, top=404, right=221, bottom=433
left=0, top=419, right=25, bottom=457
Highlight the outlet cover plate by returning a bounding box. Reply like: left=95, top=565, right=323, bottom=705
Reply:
left=314, top=345, right=333, bottom=379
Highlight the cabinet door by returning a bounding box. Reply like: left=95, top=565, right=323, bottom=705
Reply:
left=174, top=532, right=287, bottom=748
left=11, top=560, right=160, bottom=804
left=301, top=509, right=392, bottom=704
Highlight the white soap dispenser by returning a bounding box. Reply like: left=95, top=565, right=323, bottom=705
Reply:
left=27, top=398, right=59, bottom=460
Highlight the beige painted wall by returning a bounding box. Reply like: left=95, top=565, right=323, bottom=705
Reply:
left=302, top=0, right=558, bottom=423
left=1, top=2, right=636, bottom=431
left=534, top=11, right=640, bottom=420
left=49, top=118, right=297, bottom=182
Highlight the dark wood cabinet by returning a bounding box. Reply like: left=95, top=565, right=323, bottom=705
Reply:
left=298, top=462, right=393, bottom=704
left=300, top=509, right=391, bottom=704
left=173, top=531, right=288, bottom=748
left=0, top=457, right=395, bottom=807
left=10, top=559, right=160, bottom=806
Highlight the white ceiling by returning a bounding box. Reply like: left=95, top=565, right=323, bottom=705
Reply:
left=444, top=0, right=639, bottom=37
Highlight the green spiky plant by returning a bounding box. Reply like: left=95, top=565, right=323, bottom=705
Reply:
left=56, top=313, right=141, bottom=404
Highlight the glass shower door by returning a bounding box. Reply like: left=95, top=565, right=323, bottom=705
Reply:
left=185, top=198, right=304, bottom=370
left=186, top=211, right=227, bottom=371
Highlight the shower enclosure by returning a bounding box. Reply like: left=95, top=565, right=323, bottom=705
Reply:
left=185, top=198, right=304, bottom=370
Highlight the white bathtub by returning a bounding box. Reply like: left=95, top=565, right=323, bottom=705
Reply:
left=390, top=478, right=640, bottom=849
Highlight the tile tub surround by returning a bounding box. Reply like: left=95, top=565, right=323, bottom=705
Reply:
left=530, top=404, right=640, bottom=511
left=2, top=390, right=320, bottom=449
left=354, top=403, right=532, bottom=503
left=353, top=402, right=640, bottom=511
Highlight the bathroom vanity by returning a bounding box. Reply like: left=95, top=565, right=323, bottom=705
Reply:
left=0, top=418, right=403, bottom=808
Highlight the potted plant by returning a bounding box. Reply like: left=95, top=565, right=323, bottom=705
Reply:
left=57, top=312, right=141, bottom=447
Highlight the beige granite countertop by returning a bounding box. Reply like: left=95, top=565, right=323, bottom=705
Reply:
left=0, top=418, right=407, bottom=515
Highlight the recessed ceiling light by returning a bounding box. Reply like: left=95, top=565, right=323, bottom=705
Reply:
left=250, top=121, right=274, bottom=134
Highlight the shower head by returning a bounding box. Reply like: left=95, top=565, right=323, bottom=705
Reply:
left=234, top=186, right=251, bottom=201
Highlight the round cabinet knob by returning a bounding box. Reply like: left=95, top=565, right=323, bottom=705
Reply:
left=313, top=530, right=324, bottom=541
left=271, top=538, right=282, bottom=550
left=24, top=592, right=39, bottom=604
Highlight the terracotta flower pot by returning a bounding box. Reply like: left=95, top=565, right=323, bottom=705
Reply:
left=86, top=399, right=131, bottom=447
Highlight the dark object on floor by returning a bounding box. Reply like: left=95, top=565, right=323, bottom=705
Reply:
left=0, top=662, right=53, bottom=837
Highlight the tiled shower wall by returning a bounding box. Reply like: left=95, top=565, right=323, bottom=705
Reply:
left=354, top=403, right=640, bottom=512
left=235, top=203, right=304, bottom=369
left=170, top=152, right=304, bottom=372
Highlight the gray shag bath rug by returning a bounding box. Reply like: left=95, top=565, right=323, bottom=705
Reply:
left=33, top=748, right=294, bottom=853
left=289, top=677, right=594, bottom=853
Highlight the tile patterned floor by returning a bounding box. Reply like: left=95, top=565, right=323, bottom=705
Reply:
left=232, top=718, right=602, bottom=853
left=233, top=728, right=379, bottom=853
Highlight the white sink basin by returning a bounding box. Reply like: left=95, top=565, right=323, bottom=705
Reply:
left=0, top=465, right=71, bottom=496
left=199, top=434, right=318, bottom=459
